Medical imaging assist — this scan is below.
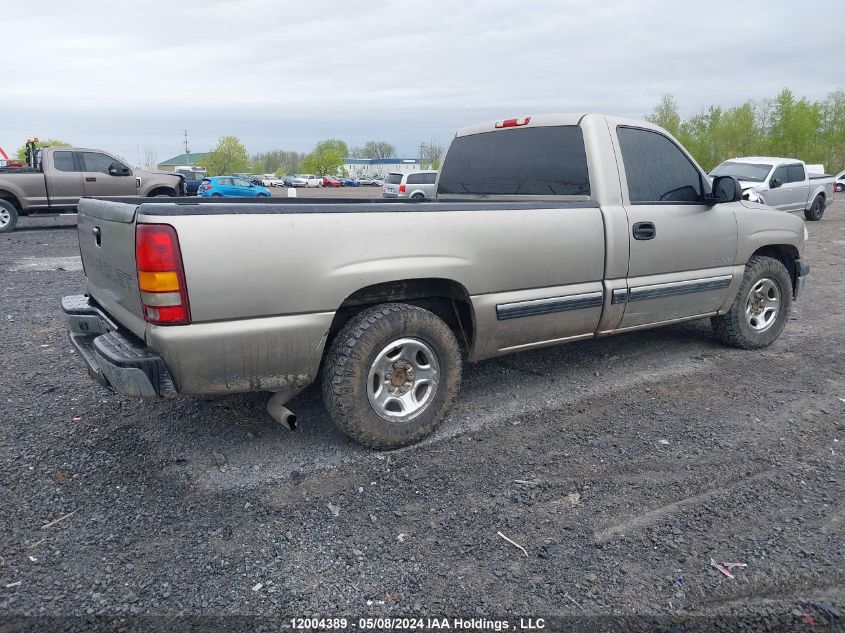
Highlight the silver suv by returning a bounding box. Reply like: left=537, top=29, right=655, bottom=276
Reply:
left=382, top=170, right=438, bottom=200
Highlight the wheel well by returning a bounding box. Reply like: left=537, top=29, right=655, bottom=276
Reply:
left=327, top=278, right=475, bottom=353
left=0, top=190, right=22, bottom=212
left=147, top=187, right=175, bottom=197
left=750, top=244, right=799, bottom=287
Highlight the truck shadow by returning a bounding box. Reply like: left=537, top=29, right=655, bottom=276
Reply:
left=155, top=317, right=726, bottom=490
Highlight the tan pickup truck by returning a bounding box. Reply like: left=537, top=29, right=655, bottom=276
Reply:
left=62, top=114, right=810, bottom=449
left=0, top=147, right=184, bottom=232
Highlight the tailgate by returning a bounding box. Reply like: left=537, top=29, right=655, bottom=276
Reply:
left=77, top=198, right=146, bottom=338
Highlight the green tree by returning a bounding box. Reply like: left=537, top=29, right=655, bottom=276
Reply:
left=646, top=94, right=681, bottom=137
left=300, top=148, right=343, bottom=176
left=15, top=138, right=72, bottom=161
left=198, top=136, right=250, bottom=176
left=314, top=139, right=348, bottom=157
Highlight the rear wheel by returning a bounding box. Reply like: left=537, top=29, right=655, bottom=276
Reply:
left=711, top=255, right=792, bottom=349
left=211, top=193, right=222, bottom=197
left=322, top=303, right=462, bottom=449
left=804, top=195, right=825, bottom=221
left=257, top=193, right=268, bottom=197
left=411, top=193, right=425, bottom=201
left=0, top=199, right=19, bottom=233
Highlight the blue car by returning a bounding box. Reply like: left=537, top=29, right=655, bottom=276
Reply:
left=342, top=177, right=361, bottom=187
left=198, top=176, right=272, bottom=197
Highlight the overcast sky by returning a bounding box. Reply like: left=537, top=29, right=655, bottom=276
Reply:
left=1, top=0, right=840, bottom=166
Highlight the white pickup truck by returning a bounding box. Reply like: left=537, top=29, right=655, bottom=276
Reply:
left=62, top=114, right=810, bottom=449
left=710, top=157, right=835, bottom=221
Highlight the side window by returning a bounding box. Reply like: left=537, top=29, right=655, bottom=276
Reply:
left=233, top=178, right=249, bottom=187
left=423, top=173, right=437, bottom=184
left=786, top=164, right=805, bottom=183
left=406, top=173, right=424, bottom=184
left=218, top=178, right=232, bottom=186
left=82, top=152, right=120, bottom=174
left=771, top=165, right=788, bottom=185
left=53, top=151, right=76, bottom=172
left=617, top=127, right=702, bottom=203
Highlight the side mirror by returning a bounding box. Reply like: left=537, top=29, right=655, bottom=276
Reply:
left=770, top=178, right=782, bottom=189
left=710, top=176, right=743, bottom=204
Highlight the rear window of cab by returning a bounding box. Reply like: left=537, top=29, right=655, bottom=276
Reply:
left=437, top=125, right=590, bottom=196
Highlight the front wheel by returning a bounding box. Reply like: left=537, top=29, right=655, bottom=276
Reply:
left=804, top=195, right=825, bottom=221
left=0, top=200, right=19, bottom=233
left=711, top=255, right=793, bottom=349
left=257, top=193, right=268, bottom=197
left=322, top=303, right=462, bottom=449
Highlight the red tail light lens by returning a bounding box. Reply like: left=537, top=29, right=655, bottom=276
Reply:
left=135, top=224, right=191, bottom=325
left=495, top=116, right=531, bottom=128
left=399, top=184, right=406, bottom=193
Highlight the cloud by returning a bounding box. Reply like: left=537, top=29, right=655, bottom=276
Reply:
left=0, top=0, right=839, bottom=163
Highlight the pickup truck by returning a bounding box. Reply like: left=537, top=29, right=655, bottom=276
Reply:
left=62, top=114, right=810, bottom=449
left=710, top=156, right=835, bottom=221
left=0, top=147, right=185, bottom=232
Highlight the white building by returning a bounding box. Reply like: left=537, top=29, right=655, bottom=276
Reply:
left=343, top=158, right=421, bottom=178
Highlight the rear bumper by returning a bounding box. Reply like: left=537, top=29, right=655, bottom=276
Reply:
left=794, top=259, right=810, bottom=301
left=62, top=294, right=176, bottom=398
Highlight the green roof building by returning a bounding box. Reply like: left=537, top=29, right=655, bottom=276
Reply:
left=157, top=152, right=209, bottom=172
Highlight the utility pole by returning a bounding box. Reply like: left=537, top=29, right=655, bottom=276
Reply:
left=183, top=130, right=190, bottom=167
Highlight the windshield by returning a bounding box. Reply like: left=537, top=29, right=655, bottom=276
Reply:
left=710, top=161, right=772, bottom=183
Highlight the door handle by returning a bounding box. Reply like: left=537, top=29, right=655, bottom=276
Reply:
left=85, top=177, right=97, bottom=182
left=92, top=226, right=101, bottom=246
left=633, top=222, right=656, bottom=240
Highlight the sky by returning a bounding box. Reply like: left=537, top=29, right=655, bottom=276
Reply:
left=1, top=0, right=841, bottom=166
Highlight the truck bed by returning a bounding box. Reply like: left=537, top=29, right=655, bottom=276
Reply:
left=96, top=196, right=598, bottom=214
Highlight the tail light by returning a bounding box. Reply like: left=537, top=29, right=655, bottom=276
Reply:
left=495, top=116, right=531, bottom=128
left=135, top=224, right=191, bottom=325
left=399, top=184, right=406, bottom=193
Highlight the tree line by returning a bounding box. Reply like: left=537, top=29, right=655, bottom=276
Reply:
left=646, top=88, right=845, bottom=172
left=195, top=136, right=446, bottom=177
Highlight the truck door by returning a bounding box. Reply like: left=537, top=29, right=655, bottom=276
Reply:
left=785, top=163, right=809, bottom=211
left=765, top=165, right=791, bottom=211
left=46, top=150, right=85, bottom=207
left=613, top=125, right=738, bottom=329
left=81, top=151, right=137, bottom=197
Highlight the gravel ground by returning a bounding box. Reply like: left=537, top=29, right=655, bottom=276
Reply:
left=0, top=202, right=842, bottom=631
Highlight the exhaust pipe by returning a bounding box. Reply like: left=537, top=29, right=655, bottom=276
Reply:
left=267, top=391, right=298, bottom=431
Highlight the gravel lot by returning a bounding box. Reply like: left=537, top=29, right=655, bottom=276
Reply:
left=1, top=200, right=842, bottom=630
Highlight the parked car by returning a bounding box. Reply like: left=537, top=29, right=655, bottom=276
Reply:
left=0, top=146, right=185, bottom=233
left=283, top=174, right=296, bottom=187
left=383, top=170, right=438, bottom=200
left=343, top=177, right=361, bottom=187
left=197, top=176, right=271, bottom=197
left=264, top=176, right=285, bottom=187
left=833, top=170, right=844, bottom=193
left=322, top=176, right=342, bottom=187
left=291, top=174, right=321, bottom=187
left=63, top=113, right=809, bottom=449
left=357, top=177, right=381, bottom=186
left=176, top=170, right=207, bottom=196
left=710, top=157, right=835, bottom=221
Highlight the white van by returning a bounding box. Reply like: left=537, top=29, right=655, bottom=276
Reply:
left=382, top=170, right=438, bottom=200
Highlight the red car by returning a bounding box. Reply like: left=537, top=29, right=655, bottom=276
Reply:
left=322, top=176, right=342, bottom=187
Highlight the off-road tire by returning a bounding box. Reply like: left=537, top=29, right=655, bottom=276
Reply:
left=711, top=255, right=793, bottom=349
left=322, top=303, right=462, bottom=449
left=804, top=195, right=825, bottom=221
left=0, top=199, right=19, bottom=233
